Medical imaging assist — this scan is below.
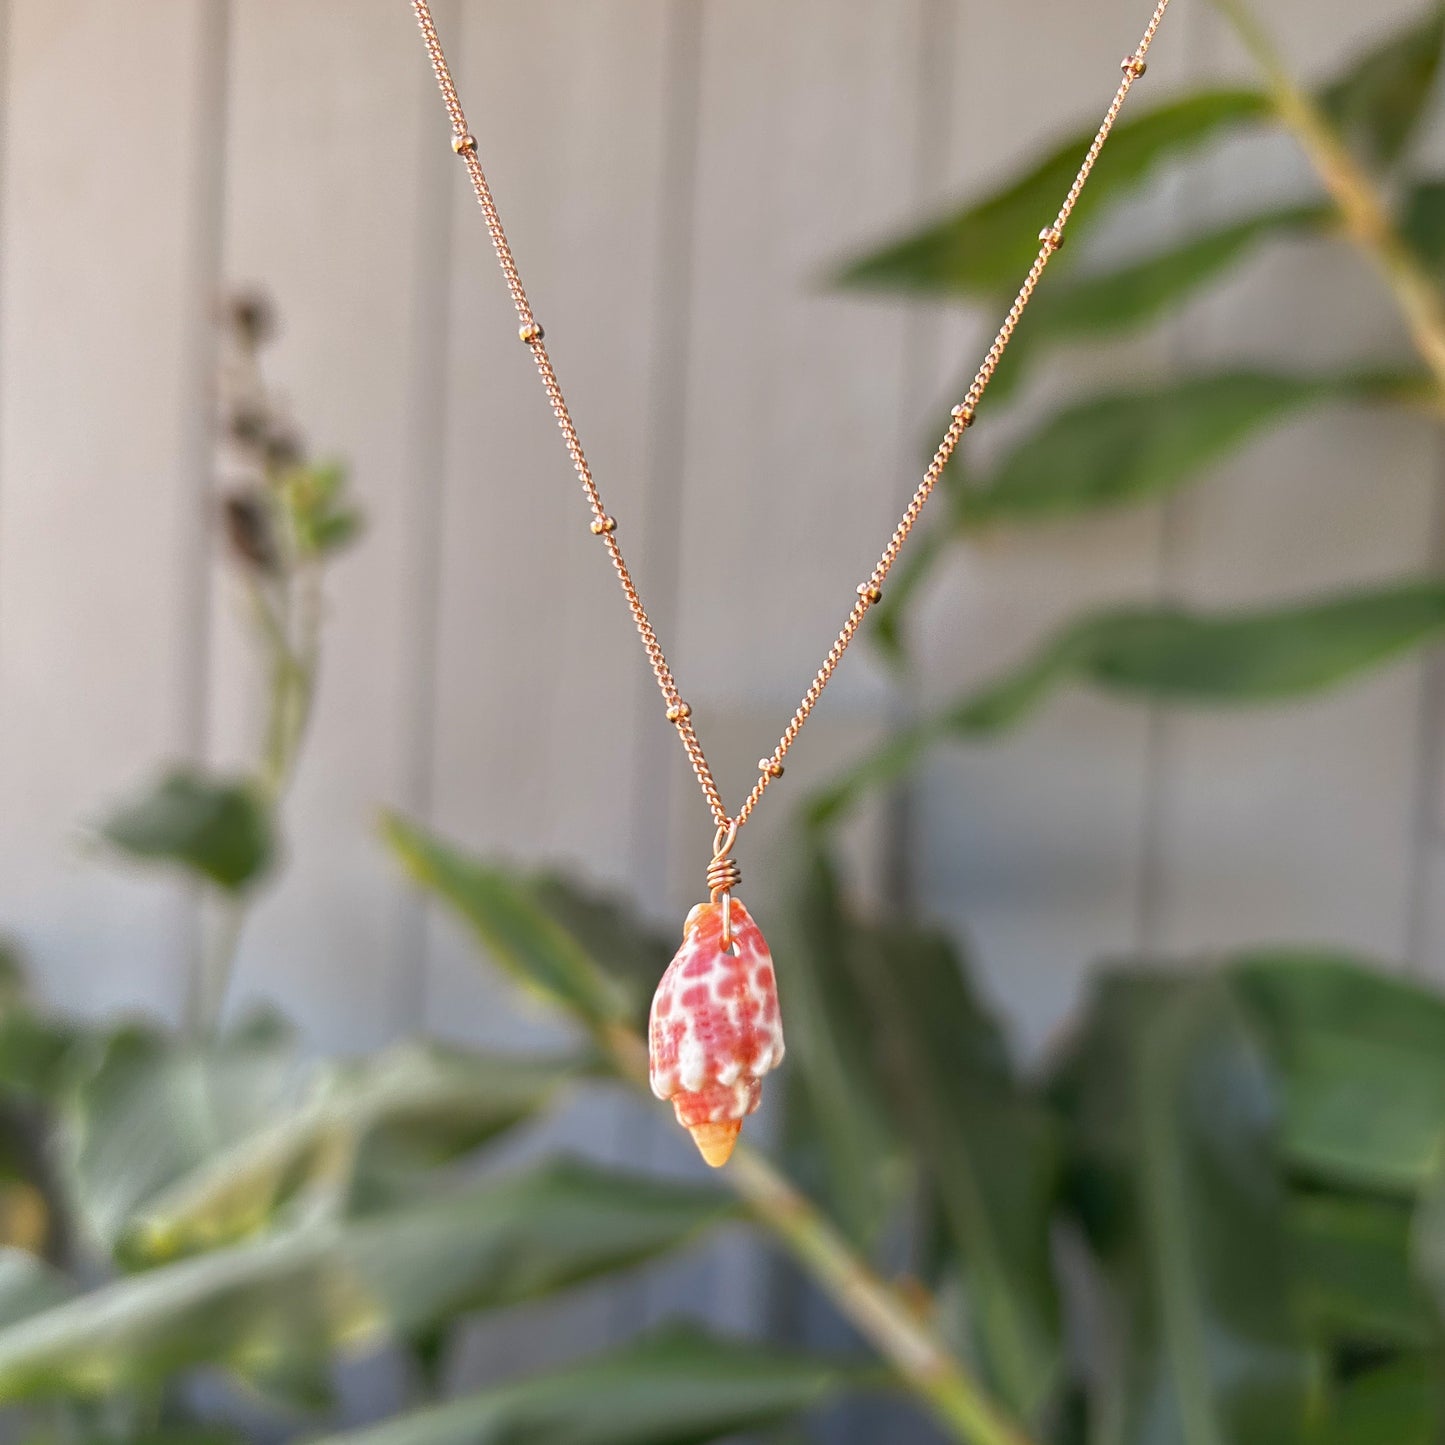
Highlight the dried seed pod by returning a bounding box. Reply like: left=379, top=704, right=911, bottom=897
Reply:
left=222, top=491, right=279, bottom=575
left=226, top=291, right=275, bottom=348
left=648, top=897, right=784, bottom=1167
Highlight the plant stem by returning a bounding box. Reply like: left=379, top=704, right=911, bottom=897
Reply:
left=190, top=565, right=323, bottom=1035
left=190, top=895, right=247, bottom=1038
left=599, top=1027, right=1033, bottom=1445
left=1212, top=0, right=1445, bottom=396
left=728, top=1147, right=1035, bottom=1445
left=256, top=564, right=321, bottom=804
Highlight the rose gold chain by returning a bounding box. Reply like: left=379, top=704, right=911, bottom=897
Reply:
left=410, top=0, right=1171, bottom=845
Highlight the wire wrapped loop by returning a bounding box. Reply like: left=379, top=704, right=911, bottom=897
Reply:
left=707, top=823, right=739, bottom=896
left=706, top=853, right=742, bottom=900
left=708, top=823, right=741, bottom=948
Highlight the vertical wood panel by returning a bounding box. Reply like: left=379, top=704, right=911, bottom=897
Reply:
left=0, top=0, right=217, bottom=1018
left=210, top=0, right=445, bottom=1049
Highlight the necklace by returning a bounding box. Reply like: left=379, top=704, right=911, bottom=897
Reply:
left=410, top=0, right=1172, bottom=1166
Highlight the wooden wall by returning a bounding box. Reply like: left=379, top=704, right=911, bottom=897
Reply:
left=0, top=0, right=1437, bottom=1431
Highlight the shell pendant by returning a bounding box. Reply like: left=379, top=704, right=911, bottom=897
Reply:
left=647, top=897, right=785, bottom=1167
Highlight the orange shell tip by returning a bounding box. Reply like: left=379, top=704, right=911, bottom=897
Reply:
left=688, top=1118, right=742, bottom=1168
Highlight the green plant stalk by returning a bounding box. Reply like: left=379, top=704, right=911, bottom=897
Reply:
left=600, top=1028, right=1034, bottom=1445
left=1213, top=0, right=1445, bottom=397
left=190, top=564, right=323, bottom=1036
left=257, top=563, right=322, bottom=803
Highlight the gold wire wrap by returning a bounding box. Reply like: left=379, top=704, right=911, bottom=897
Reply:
left=708, top=822, right=741, bottom=902
left=708, top=824, right=741, bottom=947
left=707, top=854, right=742, bottom=901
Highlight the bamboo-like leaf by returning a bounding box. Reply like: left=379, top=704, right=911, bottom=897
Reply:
left=528, top=873, right=673, bottom=1034
left=835, top=7, right=1442, bottom=302
left=1049, top=971, right=1313, bottom=1445
left=0, top=1159, right=730, bottom=1402
left=961, top=370, right=1415, bottom=524
left=382, top=814, right=630, bottom=1026
left=834, top=91, right=1270, bottom=298
left=815, top=582, right=1445, bottom=825
left=309, top=1325, right=848, bottom=1445
left=960, top=581, right=1445, bottom=716
left=1320, top=2, right=1445, bottom=168
left=874, top=367, right=1416, bottom=661
left=847, top=916, right=1059, bottom=1419
left=772, top=845, right=907, bottom=1251
left=1233, top=951, right=1445, bottom=1194
left=985, top=207, right=1333, bottom=399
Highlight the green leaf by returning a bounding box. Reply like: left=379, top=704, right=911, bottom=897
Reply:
left=98, top=769, right=275, bottom=892
left=1403, top=1178, right=1445, bottom=1385
left=986, top=207, right=1334, bottom=400
left=1309, top=1359, right=1441, bottom=1445
left=873, top=362, right=1406, bottom=661
left=308, top=1325, right=847, bottom=1445
left=846, top=915, right=1059, bottom=1418
left=114, top=1040, right=576, bottom=1264
left=1400, top=178, right=1445, bottom=281
left=1232, top=951, right=1445, bottom=1194
left=772, top=844, right=906, bottom=1251
left=0, top=944, right=25, bottom=1008
left=59, top=1015, right=303, bottom=1256
left=277, top=462, right=363, bottom=559
left=382, top=814, right=631, bottom=1026
left=961, top=370, right=1411, bottom=524
left=962, top=580, right=1445, bottom=717
left=0, top=1159, right=731, bottom=1402
left=1049, top=971, right=1313, bottom=1445
left=813, top=582, right=1445, bottom=825
left=1289, top=1193, right=1434, bottom=1347
left=528, top=873, right=674, bottom=1035
left=834, top=90, right=1269, bottom=298
left=0, top=1010, right=86, bottom=1101
left=20, top=1431, right=252, bottom=1445
left=307, top=508, right=363, bottom=555
left=1320, top=3, right=1445, bottom=168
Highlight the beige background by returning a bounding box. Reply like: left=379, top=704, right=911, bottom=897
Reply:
left=0, top=0, right=1439, bottom=1423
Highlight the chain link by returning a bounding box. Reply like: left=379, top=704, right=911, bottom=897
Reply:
left=410, top=0, right=1172, bottom=839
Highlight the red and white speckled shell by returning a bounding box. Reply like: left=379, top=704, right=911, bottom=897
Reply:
left=648, top=897, right=784, bottom=1164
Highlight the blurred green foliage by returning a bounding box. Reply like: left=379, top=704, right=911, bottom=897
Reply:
left=11, top=824, right=1445, bottom=1444
left=828, top=0, right=1445, bottom=758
